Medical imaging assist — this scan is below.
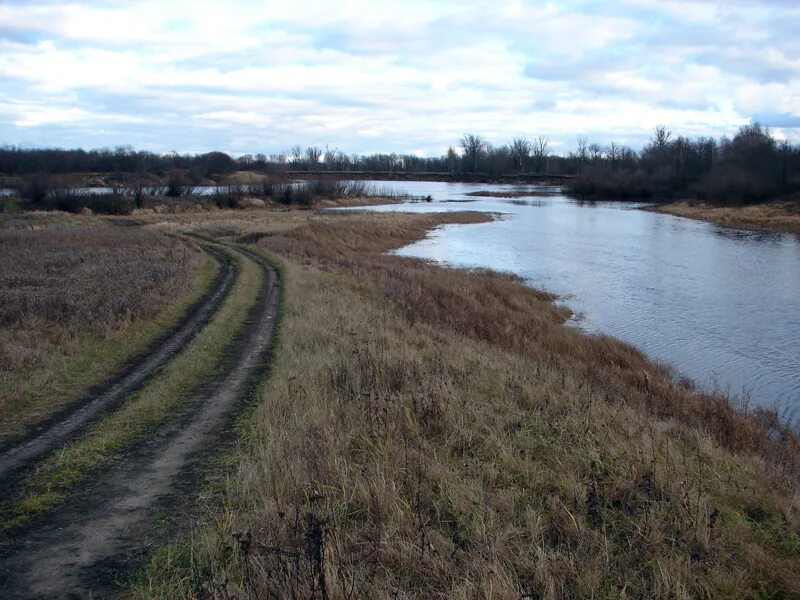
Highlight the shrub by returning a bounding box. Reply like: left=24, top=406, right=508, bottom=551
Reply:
left=38, top=189, right=134, bottom=215
left=82, top=194, right=134, bottom=215
left=17, top=174, right=52, bottom=203
left=695, top=169, right=779, bottom=205
left=259, top=180, right=277, bottom=198
left=294, top=186, right=313, bottom=206
left=212, top=185, right=246, bottom=209
left=166, top=170, right=188, bottom=197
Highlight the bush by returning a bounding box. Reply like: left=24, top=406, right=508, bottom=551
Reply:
left=269, top=184, right=311, bottom=206
left=695, top=169, right=779, bottom=205
left=567, top=168, right=656, bottom=200
left=294, top=186, right=313, bottom=206
left=82, top=194, right=134, bottom=215
left=212, top=185, right=246, bottom=209
left=38, top=189, right=134, bottom=215
left=17, top=174, right=52, bottom=203
left=259, top=180, right=277, bottom=197
left=305, top=179, right=370, bottom=199
left=166, top=170, right=188, bottom=197
left=279, top=185, right=294, bottom=205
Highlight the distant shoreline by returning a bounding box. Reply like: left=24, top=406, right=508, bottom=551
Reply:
left=286, top=170, right=572, bottom=185
left=0, top=170, right=572, bottom=190
left=651, top=198, right=800, bottom=235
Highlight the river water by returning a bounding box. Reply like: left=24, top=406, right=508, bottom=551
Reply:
left=348, top=181, right=800, bottom=424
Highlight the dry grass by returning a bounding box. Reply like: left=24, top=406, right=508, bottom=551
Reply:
left=128, top=209, right=800, bottom=599
left=2, top=245, right=263, bottom=530
left=0, top=216, right=207, bottom=444
left=655, top=199, right=800, bottom=235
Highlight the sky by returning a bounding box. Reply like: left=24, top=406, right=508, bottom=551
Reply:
left=0, top=0, right=799, bottom=157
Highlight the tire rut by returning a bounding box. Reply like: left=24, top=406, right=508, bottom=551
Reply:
left=0, top=242, right=236, bottom=488
left=0, top=245, right=280, bottom=599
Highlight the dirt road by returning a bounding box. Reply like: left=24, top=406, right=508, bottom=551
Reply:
left=0, top=243, right=280, bottom=598
left=0, top=244, right=235, bottom=487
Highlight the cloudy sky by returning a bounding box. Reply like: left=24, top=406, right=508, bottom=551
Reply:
left=0, top=0, right=798, bottom=156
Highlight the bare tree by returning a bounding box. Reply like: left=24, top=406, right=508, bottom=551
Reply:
left=325, top=148, right=349, bottom=171
left=653, top=125, right=672, bottom=149
left=780, top=139, right=790, bottom=186
left=588, top=143, right=603, bottom=162
left=619, top=145, right=638, bottom=170
left=531, top=136, right=551, bottom=173
left=305, top=146, right=323, bottom=168
left=606, top=142, right=620, bottom=170
left=510, top=137, right=531, bottom=173
left=122, top=176, right=149, bottom=209
left=577, top=136, right=589, bottom=164
left=289, top=145, right=303, bottom=166
left=446, top=146, right=458, bottom=174
left=460, top=134, right=487, bottom=173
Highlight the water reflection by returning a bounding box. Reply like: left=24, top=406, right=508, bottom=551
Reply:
left=346, top=181, right=800, bottom=425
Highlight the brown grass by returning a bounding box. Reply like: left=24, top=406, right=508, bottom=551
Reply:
left=655, top=199, right=800, bottom=235
left=3, top=245, right=263, bottom=530
left=0, top=216, right=206, bottom=443
left=128, top=208, right=800, bottom=599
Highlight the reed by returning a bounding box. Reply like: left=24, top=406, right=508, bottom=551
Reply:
left=129, top=209, right=800, bottom=599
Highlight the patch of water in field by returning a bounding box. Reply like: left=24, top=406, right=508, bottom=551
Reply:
left=347, top=181, right=800, bottom=424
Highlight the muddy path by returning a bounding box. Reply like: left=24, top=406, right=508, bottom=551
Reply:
left=0, top=244, right=280, bottom=598
left=0, top=242, right=235, bottom=487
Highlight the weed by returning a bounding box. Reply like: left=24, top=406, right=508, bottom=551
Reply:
left=125, top=209, right=800, bottom=598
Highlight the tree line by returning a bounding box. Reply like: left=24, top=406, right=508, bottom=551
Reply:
left=566, top=125, right=800, bottom=204
left=2, top=124, right=798, bottom=205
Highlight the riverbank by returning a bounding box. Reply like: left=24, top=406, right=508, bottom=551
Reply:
left=127, top=208, right=799, bottom=599
left=288, top=170, right=571, bottom=184
left=465, top=189, right=562, bottom=198
left=653, top=198, right=800, bottom=235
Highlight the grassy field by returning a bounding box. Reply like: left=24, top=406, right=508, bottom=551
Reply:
left=125, top=208, right=800, bottom=599
left=1, top=243, right=264, bottom=530
left=654, top=198, right=800, bottom=235
left=0, top=215, right=211, bottom=445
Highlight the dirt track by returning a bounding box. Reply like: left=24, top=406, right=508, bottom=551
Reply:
left=0, top=243, right=280, bottom=598
left=0, top=244, right=236, bottom=488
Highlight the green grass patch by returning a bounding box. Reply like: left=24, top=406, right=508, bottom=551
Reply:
left=0, top=196, right=22, bottom=213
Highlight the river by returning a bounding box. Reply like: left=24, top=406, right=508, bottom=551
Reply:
left=347, top=181, right=800, bottom=424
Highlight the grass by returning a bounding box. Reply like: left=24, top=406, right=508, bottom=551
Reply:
left=125, top=209, right=799, bottom=599
left=1, top=243, right=264, bottom=530
left=654, top=198, right=800, bottom=235
left=0, top=216, right=212, bottom=446
left=0, top=196, right=21, bottom=213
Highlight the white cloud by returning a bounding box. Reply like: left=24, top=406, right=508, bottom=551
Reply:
left=0, top=0, right=798, bottom=153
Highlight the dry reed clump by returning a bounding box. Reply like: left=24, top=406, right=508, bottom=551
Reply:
left=0, top=222, right=202, bottom=413
left=655, top=199, right=800, bottom=235
left=131, top=210, right=800, bottom=599
left=260, top=212, right=799, bottom=462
